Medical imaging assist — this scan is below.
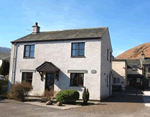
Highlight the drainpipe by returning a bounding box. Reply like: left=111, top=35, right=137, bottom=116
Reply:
left=12, top=42, right=18, bottom=84
left=8, top=43, right=18, bottom=91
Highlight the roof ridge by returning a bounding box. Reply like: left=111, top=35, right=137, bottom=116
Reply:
left=40, top=27, right=108, bottom=33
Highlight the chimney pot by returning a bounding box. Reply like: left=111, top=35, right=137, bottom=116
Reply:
left=32, top=22, right=40, bottom=34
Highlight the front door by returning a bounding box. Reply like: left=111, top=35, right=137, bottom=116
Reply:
left=45, top=73, right=54, bottom=92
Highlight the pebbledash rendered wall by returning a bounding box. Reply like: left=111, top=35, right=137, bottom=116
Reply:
left=100, top=30, right=112, bottom=100
left=8, top=31, right=112, bottom=100
left=112, top=61, right=127, bottom=87
left=9, top=39, right=102, bottom=100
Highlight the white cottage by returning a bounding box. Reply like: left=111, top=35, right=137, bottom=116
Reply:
left=8, top=23, right=113, bottom=100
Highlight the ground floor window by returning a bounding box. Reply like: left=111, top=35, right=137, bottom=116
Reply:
left=22, top=72, right=33, bottom=84
left=70, top=73, right=84, bottom=86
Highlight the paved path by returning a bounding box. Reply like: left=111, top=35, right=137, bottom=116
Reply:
left=1, top=91, right=150, bottom=117
left=143, top=88, right=150, bottom=107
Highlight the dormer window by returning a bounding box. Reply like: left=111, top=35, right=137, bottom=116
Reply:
left=132, top=65, right=137, bottom=71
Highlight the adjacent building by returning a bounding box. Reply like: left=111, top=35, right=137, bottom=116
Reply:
left=112, top=52, right=150, bottom=89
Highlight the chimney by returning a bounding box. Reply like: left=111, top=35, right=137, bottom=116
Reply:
left=140, top=51, right=145, bottom=69
left=141, top=51, right=145, bottom=60
left=32, top=22, right=40, bottom=34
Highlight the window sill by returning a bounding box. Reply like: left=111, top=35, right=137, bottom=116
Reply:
left=71, top=56, right=86, bottom=58
left=23, top=57, right=35, bottom=59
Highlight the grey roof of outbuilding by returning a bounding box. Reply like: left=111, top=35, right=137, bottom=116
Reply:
left=12, top=27, right=108, bottom=43
left=126, top=60, right=141, bottom=68
left=142, top=59, right=150, bottom=64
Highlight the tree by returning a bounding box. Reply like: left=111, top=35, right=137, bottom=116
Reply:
left=0, top=60, right=10, bottom=75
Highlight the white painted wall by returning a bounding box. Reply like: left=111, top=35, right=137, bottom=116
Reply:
left=0, top=60, right=2, bottom=67
left=9, top=39, right=102, bottom=100
left=112, top=61, right=127, bottom=87
left=100, top=29, right=112, bottom=100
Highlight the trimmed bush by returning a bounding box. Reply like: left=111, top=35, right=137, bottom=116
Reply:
left=82, top=88, right=89, bottom=104
left=8, top=82, right=33, bottom=101
left=56, top=89, right=79, bottom=103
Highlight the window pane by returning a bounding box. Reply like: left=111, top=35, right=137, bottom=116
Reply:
left=22, top=72, right=33, bottom=84
left=31, top=45, right=35, bottom=51
left=72, top=50, right=78, bottom=56
left=79, top=50, right=84, bottom=56
left=70, top=73, right=84, bottom=86
left=78, top=73, right=83, bottom=86
left=117, top=78, right=120, bottom=83
left=30, top=51, right=34, bottom=58
left=25, top=46, right=30, bottom=51
left=72, top=43, right=78, bottom=49
left=25, top=52, right=29, bottom=57
left=79, top=43, right=84, bottom=49
left=113, top=78, right=116, bottom=83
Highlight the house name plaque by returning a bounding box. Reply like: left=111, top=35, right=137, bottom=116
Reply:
left=91, top=69, right=97, bottom=74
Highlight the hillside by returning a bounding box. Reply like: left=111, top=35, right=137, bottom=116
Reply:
left=0, top=46, right=11, bottom=53
left=116, top=43, right=150, bottom=59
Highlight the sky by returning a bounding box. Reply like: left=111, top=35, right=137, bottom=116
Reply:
left=0, top=0, right=150, bottom=57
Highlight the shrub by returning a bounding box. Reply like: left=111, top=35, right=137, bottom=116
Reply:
left=82, top=88, right=89, bottom=104
left=8, top=82, right=33, bottom=101
left=0, top=80, right=8, bottom=95
left=56, top=89, right=79, bottom=103
left=0, top=60, right=9, bottom=75
left=41, top=89, right=54, bottom=102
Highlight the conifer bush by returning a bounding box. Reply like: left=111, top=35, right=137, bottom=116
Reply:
left=82, top=87, right=89, bottom=104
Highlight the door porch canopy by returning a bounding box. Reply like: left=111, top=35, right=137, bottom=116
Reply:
left=36, top=61, right=60, bottom=81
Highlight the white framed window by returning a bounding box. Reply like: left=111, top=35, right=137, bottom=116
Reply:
left=22, top=72, right=33, bottom=84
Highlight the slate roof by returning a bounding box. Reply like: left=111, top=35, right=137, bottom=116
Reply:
left=36, top=61, right=60, bottom=72
left=0, top=52, right=10, bottom=61
left=126, top=60, right=141, bottom=69
left=142, top=59, right=150, bottom=65
left=12, top=27, right=108, bottom=43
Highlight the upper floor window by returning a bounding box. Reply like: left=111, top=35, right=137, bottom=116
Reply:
left=110, top=51, right=112, bottom=62
left=107, top=49, right=109, bottom=61
left=24, top=45, right=35, bottom=58
left=71, top=42, right=85, bottom=57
